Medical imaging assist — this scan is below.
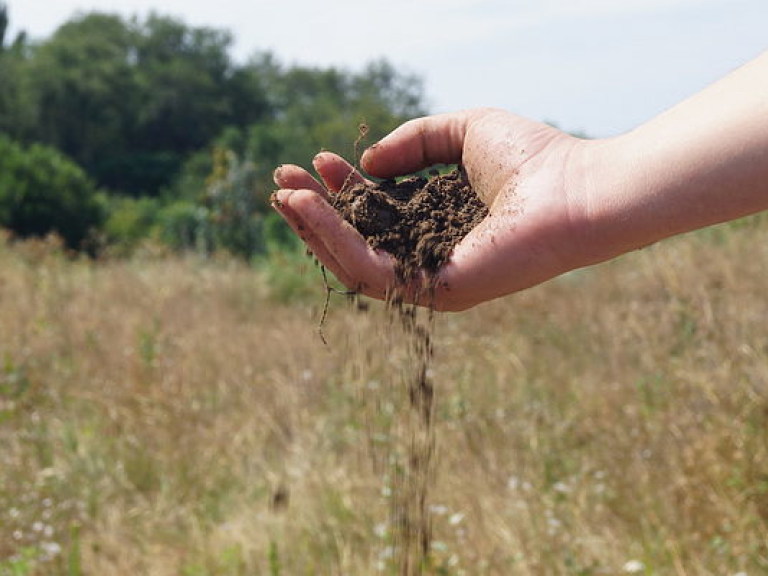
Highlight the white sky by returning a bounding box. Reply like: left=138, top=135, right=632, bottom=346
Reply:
left=6, top=0, right=767, bottom=136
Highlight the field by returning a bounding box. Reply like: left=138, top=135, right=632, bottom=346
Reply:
left=1, top=218, right=768, bottom=575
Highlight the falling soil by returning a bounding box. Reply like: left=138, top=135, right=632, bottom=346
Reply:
left=332, top=167, right=489, bottom=286
left=329, top=167, right=487, bottom=574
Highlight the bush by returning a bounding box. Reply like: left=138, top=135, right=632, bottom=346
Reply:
left=0, top=135, right=103, bottom=249
left=102, top=195, right=162, bottom=254
left=204, top=148, right=267, bottom=259
left=156, top=201, right=212, bottom=253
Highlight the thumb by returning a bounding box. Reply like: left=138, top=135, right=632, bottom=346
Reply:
left=361, top=110, right=478, bottom=178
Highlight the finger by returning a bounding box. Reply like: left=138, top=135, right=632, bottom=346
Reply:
left=361, top=110, right=478, bottom=177
left=272, top=189, right=357, bottom=289
left=274, top=188, right=398, bottom=299
left=273, top=164, right=329, bottom=200
left=312, top=152, right=372, bottom=193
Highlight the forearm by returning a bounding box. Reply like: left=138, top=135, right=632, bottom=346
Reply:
left=586, top=50, right=768, bottom=261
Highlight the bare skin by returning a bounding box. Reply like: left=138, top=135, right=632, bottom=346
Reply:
left=273, top=51, right=768, bottom=311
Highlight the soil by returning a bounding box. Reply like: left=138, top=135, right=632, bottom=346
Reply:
left=332, top=167, right=488, bottom=285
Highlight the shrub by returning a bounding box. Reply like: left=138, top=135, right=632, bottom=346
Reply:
left=0, top=135, right=103, bottom=249
left=156, top=201, right=212, bottom=253
left=102, top=195, right=162, bottom=254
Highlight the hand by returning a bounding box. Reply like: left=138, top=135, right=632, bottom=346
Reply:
left=272, top=108, right=601, bottom=311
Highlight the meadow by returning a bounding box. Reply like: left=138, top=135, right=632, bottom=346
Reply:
left=1, top=217, right=768, bottom=575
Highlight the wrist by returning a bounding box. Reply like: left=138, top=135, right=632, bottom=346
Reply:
left=565, top=135, right=649, bottom=267
left=577, top=128, right=697, bottom=265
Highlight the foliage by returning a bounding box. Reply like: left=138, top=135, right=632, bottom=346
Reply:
left=202, top=148, right=266, bottom=259
left=0, top=4, right=31, bottom=140
left=0, top=135, right=103, bottom=249
left=0, top=5, right=427, bottom=256
left=0, top=8, right=424, bottom=200
left=102, top=195, right=163, bottom=253
left=104, top=149, right=296, bottom=259
left=156, top=201, right=212, bottom=254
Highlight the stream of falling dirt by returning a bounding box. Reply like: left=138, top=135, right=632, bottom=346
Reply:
left=360, top=299, right=437, bottom=575
left=392, top=303, right=436, bottom=574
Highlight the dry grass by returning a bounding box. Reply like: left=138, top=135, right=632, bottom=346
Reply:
left=1, top=220, right=768, bottom=575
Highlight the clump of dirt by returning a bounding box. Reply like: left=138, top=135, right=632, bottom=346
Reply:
left=332, top=167, right=488, bottom=285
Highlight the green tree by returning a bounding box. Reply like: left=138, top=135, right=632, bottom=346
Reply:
left=204, top=147, right=265, bottom=259
left=0, top=135, right=103, bottom=249
left=128, top=15, right=235, bottom=194
left=22, top=13, right=272, bottom=196
left=25, top=13, right=139, bottom=188
left=0, top=2, right=33, bottom=138
left=0, top=8, right=429, bottom=257
left=223, top=55, right=426, bottom=194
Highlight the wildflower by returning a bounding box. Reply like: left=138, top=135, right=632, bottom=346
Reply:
left=547, top=517, right=562, bottom=529
left=553, top=481, right=571, bottom=494
left=449, top=512, right=465, bottom=526
left=622, top=559, right=645, bottom=573
left=40, top=541, right=62, bottom=560
left=429, top=504, right=449, bottom=515
left=373, top=523, right=387, bottom=538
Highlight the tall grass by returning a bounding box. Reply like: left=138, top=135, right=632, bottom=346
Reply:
left=1, top=218, right=767, bottom=575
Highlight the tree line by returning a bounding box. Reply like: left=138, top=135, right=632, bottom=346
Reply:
left=0, top=4, right=426, bottom=256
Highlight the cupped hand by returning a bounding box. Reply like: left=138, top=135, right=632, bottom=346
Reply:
left=272, top=108, right=600, bottom=311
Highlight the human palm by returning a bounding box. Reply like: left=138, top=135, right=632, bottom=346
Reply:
left=273, top=108, right=595, bottom=311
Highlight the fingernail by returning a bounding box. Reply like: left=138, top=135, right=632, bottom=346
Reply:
left=311, top=153, right=324, bottom=170
left=360, top=145, right=376, bottom=170
left=272, top=165, right=283, bottom=181
left=270, top=189, right=293, bottom=209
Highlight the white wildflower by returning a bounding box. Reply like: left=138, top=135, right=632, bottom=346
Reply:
left=553, top=481, right=571, bottom=494
left=40, top=541, right=62, bottom=560
left=429, top=504, right=449, bottom=515
left=622, top=559, right=645, bottom=573
left=449, top=512, right=465, bottom=526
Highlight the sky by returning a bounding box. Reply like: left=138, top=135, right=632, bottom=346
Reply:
left=6, top=0, right=767, bottom=137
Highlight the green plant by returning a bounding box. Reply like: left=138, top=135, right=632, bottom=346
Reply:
left=0, top=547, right=37, bottom=576
left=0, top=135, right=103, bottom=250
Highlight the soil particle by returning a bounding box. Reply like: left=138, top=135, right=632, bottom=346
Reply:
left=332, top=167, right=488, bottom=284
